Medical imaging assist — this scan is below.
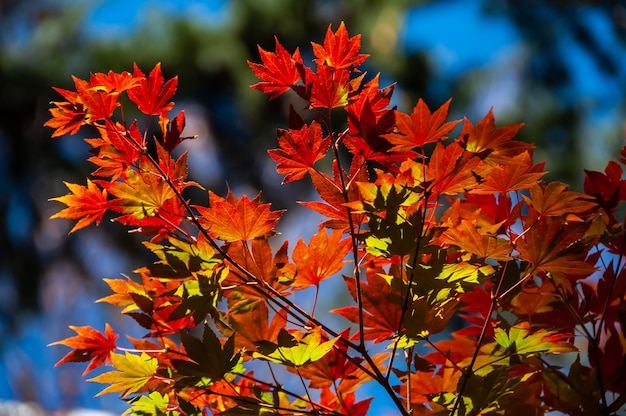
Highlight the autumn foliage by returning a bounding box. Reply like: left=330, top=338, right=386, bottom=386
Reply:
left=47, top=23, right=626, bottom=415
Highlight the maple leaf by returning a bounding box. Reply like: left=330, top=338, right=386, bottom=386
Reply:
left=45, top=87, right=87, bottom=137
left=345, top=99, right=397, bottom=163
left=320, top=388, right=373, bottom=416
left=223, top=239, right=294, bottom=310
left=311, top=22, right=369, bottom=70
left=295, top=330, right=358, bottom=389
left=196, top=190, right=284, bottom=242
left=72, top=75, right=120, bottom=122
left=49, top=324, right=118, bottom=375
left=127, top=63, right=178, bottom=115
left=173, top=324, right=242, bottom=385
left=460, top=108, right=524, bottom=155
left=509, top=276, right=560, bottom=317
left=472, top=152, right=547, bottom=194
left=584, top=160, right=626, bottom=214
left=253, top=328, right=339, bottom=367
left=333, top=269, right=404, bottom=343
left=515, top=217, right=597, bottom=277
left=122, top=391, right=171, bottom=416
left=268, top=121, right=330, bottom=183
left=89, top=70, right=141, bottom=94
left=220, top=303, right=288, bottom=353
left=491, top=323, right=576, bottom=359
left=309, top=65, right=352, bottom=109
left=248, top=37, right=303, bottom=99
left=291, top=228, right=352, bottom=289
left=159, top=110, right=195, bottom=152
left=385, top=99, right=461, bottom=152
left=88, top=352, right=158, bottom=397
left=86, top=120, right=143, bottom=180
left=97, top=276, right=145, bottom=312
left=299, top=169, right=367, bottom=231
left=524, top=182, right=598, bottom=219
left=50, top=179, right=110, bottom=233
left=425, top=142, right=480, bottom=196
left=397, top=367, right=461, bottom=407
left=103, top=168, right=177, bottom=220
left=438, top=219, right=513, bottom=261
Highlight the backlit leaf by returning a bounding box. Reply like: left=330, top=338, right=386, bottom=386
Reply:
left=253, top=328, right=339, bottom=367
left=50, top=324, right=118, bottom=375
left=88, top=352, right=158, bottom=397
left=291, top=228, right=351, bottom=289
left=248, top=37, right=303, bottom=99
left=268, top=121, right=330, bottom=183
left=385, top=99, right=460, bottom=151
left=311, top=22, right=369, bottom=70
left=127, top=62, right=178, bottom=115
left=196, top=190, right=284, bottom=242
left=50, top=179, right=110, bottom=233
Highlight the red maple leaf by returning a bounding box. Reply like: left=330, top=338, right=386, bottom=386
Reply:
left=248, top=37, right=304, bottom=99
left=49, top=324, right=118, bottom=375
left=312, top=22, right=369, bottom=70
left=584, top=160, right=626, bottom=214
left=310, top=65, right=351, bottom=109
left=127, top=63, right=178, bottom=115
left=268, top=121, right=330, bottom=183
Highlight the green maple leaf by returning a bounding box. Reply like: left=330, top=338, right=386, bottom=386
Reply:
left=122, top=391, right=170, bottom=416
left=253, top=328, right=338, bottom=367
left=88, top=352, right=158, bottom=397
left=493, top=323, right=576, bottom=356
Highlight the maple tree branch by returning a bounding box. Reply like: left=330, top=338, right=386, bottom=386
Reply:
left=386, top=191, right=429, bottom=390
left=451, top=260, right=508, bottom=415
left=596, top=234, right=625, bottom=342
left=323, top=110, right=366, bottom=349
left=405, top=346, right=413, bottom=413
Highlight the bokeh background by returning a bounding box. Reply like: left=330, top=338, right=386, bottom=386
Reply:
left=1, top=0, right=625, bottom=414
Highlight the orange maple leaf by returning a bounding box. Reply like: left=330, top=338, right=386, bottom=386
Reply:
left=49, top=324, right=118, bottom=375
left=461, top=108, right=524, bottom=154
left=291, top=228, right=352, bottom=289
left=196, top=190, right=284, bottom=242
left=50, top=179, right=110, bottom=233
left=333, top=268, right=404, bottom=343
left=385, top=99, right=461, bottom=152
left=45, top=87, right=87, bottom=138
left=524, top=182, right=598, bottom=218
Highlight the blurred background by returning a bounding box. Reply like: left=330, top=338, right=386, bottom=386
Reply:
left=0, top=0, right=625, bottom=414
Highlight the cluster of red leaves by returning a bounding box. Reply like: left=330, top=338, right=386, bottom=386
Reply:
left=47, top=22, right=626, bottom=416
